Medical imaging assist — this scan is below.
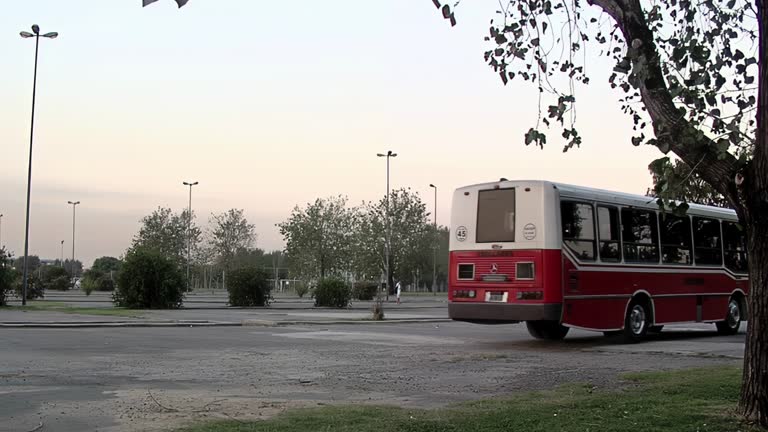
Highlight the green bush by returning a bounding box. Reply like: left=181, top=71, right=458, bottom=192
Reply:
left=313, top=278, right=352, bottom=308
left=0, top=249, right=16, bottom=306
left=40, top=266, right=71, bottom=291
left=227, top=267, right=271, bottom=307
left=294, top=281, right=309, bottom=298
left=113, top=248, right=185, bottom=309
left=82, top=269, right=116, bottom=295
left=14, top=273, right=44, bottom=301
left=352, top=281, right=378, bottom=301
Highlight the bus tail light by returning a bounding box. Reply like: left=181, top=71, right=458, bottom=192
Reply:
left=516, top=291, right=543, bottom=300
left=453, top=289, right=477, bottom=299
left=516, top=262, right=535, bottom=280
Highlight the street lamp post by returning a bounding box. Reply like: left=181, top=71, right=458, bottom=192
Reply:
left=0, top=214, right=4, bottom=250
left=67, top=201, right=80, bottom=277
left=60, top=240, right=64, bottom=267
left=376, top=151, right=397, bottom=300
left=183, top=181, right=199, bottom=292
left=20, top=25, right=58, bottom=305
left=429, top=184, right=437, bottom=294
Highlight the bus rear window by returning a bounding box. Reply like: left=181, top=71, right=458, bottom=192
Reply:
left=476, top=189, right=515, bottom=243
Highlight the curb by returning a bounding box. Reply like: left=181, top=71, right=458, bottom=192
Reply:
left=242, top=318, right=452, bottom=327
left=0, top=318, right=452, bottom=328
left=0, top=320, right=239, bottom=328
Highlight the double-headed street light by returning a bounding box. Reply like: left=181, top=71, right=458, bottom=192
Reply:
left=68, top=201, right=80, bottom=277
left=183, top=181, right=199, bottom=291
left=376, top=151, right=397, bottom=298
left=20, top=24, right=58, bottom=305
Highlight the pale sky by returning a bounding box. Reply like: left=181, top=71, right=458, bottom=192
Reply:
left=0, top=0, right=663, bottom=267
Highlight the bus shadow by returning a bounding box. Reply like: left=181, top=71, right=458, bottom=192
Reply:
left=480, top=329, right=745, bottom=352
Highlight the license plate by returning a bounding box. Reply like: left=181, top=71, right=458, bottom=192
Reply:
left=486, top=291, right=506, bottom=302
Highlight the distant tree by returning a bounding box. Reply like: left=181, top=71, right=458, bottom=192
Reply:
left=648, top=158, right=729, bottom=208
left=278, top=196, right=356, bottom=280
left=356, top=189, right=433, bottom=292
left=13, top=255, right=40, bottom=274
left=132, top=207, right=201, bottom=264
left=210, top=209, right=257, bottom=271
left=63, top=259, right=83, bottom=277
left=40, top=266, right=71, bottom=291
left=0, top=249, right=16, bottom=306
left=91, top=256, right=123, bottom=274
left=82, top=257, right=122, bottom=294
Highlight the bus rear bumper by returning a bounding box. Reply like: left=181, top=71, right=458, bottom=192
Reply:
left=449, top=302, right=562, bottom=324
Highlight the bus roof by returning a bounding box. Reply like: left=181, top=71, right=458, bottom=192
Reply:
left=456, top=179, right=737, bottom=220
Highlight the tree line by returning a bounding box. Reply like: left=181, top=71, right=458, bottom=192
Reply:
left=278, top=189, right=449, bottom=293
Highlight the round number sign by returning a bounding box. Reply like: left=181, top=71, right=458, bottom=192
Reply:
left=456, top=226, right=468, bottom=242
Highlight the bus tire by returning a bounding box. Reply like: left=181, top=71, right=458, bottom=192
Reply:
left=623, top=299, right=650, bottom=343
left=715, top=298, right=742, bottom=335
left=526, top=321, right=569, bottom=340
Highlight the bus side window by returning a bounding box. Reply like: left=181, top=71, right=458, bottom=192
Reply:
left=660, top=214, right=693, bottom=265
left=561, top=201, right=596, bottom=261
left=693, top=217, right=723, bottom=266
left=621, top=208, right=660, bottom=263
left=597, top=206, right=621, bottom=262
left=723, top=222, right=747, bottom=273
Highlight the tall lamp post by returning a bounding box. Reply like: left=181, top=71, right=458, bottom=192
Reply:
left=67, top=201, right=80, bottom=277
left=0, top=214, right=4, bottom=250
left=183, top=181, right=198, bottom=292
left=60, top=240, right=64, bottom=267
left=20, top=25, right=58, bottom=306
left=376, top=151, right=397, bottom=299
left=429, top=184, right=437, bottom=294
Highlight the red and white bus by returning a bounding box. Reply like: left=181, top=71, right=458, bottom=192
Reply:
left=448, top=180, right=748, bottom=341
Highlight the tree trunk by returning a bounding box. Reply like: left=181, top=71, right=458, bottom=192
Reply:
left=738, top=0, right=768, bottom=425
left=584, top=0, right=767, bottom=425
left=739, top=218, right=768, bottom=425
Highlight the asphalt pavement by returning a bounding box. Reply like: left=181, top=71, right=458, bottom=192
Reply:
left=0, top=318, right=745, bottom=432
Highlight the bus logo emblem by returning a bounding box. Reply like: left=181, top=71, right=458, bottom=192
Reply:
left=491, top=263, right=498, bottom=274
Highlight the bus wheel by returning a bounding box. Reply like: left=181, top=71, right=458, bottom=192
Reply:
left=526, top=321, right=570, bottom=340
left=623, top=300, right=650, bottom=343
left=715, top=298, right=742, bottom=335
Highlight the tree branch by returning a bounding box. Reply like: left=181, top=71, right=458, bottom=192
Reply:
left=587, top=0, right=743, bottom=207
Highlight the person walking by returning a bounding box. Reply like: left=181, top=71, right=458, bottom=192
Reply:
left=395, top=280, right=402, bottom=305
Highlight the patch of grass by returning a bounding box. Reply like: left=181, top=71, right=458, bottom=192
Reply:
left=177, top=366, right=756, bottom=432
left=10, top=301, right=144, bottom=318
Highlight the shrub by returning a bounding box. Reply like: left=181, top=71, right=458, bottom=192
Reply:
left=40, top=266, right=71, bottom=291
left=352, top=281, right=378, bottom=301
left=294, top=281, right=309, bottom=298
left=313, top=278, right=352, bottom=308
left=113, top=248, right=185, bottom=309
left=0, top=249, right=16, bottom=306
left=227, top=267, right=271, bottom=307
left=82, top=277, right=95, bottom=296
left=82, top=269, right=116, bottom=295
left=96, top=277, right=115, bottom=291
left=14, top=273, right=44, bottom=301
